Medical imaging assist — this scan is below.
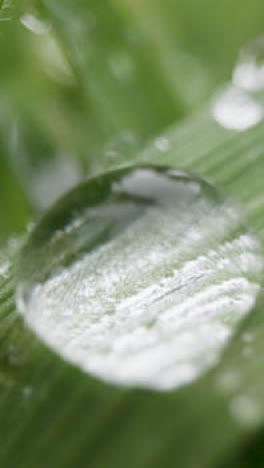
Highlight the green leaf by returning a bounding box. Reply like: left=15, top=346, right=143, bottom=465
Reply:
left=0, top=99, right=264, bottom=467
left=16, top=165, right=263, bottom=392
left=1, top=1, right=264, bottom=467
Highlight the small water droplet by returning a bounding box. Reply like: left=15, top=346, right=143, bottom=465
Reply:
left=103, top=130, right=139, bottom=161
left=0, top=260, right=10, bottom=279
left=212, top=85, right=263, bottom=131
left=154, top=137, right=170, bottom=153
left=20, top=13, right=49, bottom=35
left=233, top=36, right=264, bottom=92
left=16, top=166, right=263, bottom=391
left=230, top=394, right=261, bottom=427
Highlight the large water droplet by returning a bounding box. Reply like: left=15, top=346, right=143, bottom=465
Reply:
left=233, top=36, right=264, bottom=92
left=16, top=166, right=262, bottom=390
left=212, top=85, right=263, bottom=131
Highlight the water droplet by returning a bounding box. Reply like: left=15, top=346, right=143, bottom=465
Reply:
left=154, top=137, right=170, bottom=153
left=230, top=394, right=261, bottom=427
left=0, top=260, right=10, bottom=279
left=103, top=131, right=139, bottom=161
left=233, top=36, right=264, bottom=92
left=20, top=13, right=49, bottom=35
left=212, top=85, right=263, bottom=131
left=16, top=166, right=263, bottom=391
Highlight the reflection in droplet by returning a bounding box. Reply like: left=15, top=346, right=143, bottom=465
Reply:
left=16, top=166, right=262, bottom=391
left=20, top=13, right=49, bottom=35
left=212, top=85, right=263, bottom=131
left=233, top=36, right=264, bottom=92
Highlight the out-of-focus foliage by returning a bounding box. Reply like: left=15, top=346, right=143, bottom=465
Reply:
left=0, top=1, right=264, bottom=467
left=0, top=0, right=263, bottom=241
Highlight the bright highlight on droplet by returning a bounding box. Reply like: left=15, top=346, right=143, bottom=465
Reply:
left=20, top=13, right=49, bottom=35
left=212, top=85, right=263, bottom=131
left=16, top=166, right=263, bottom=391
left=213, top=36, right=264, bottom=131
left=233, top=36, right=264, bottom=92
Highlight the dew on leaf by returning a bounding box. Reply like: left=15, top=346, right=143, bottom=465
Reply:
left=16, top=166, right=263, bottom=391
left=233, top=36, right=264, bottom=92
left=154, top=137, right=170, bottom=153
left=212, top=85, right=263, bottom=131
left=0, top=260, right=10, bottom=279
left=103, top=130, right=139, bottom=161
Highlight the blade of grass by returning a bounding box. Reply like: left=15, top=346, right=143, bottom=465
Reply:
left=0, top=98, right=263, bottom=467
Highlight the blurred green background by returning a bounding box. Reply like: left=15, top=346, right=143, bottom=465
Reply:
left=1, top=2, right=264, bottom=468
left=0, top=0, right=263, bottom=243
